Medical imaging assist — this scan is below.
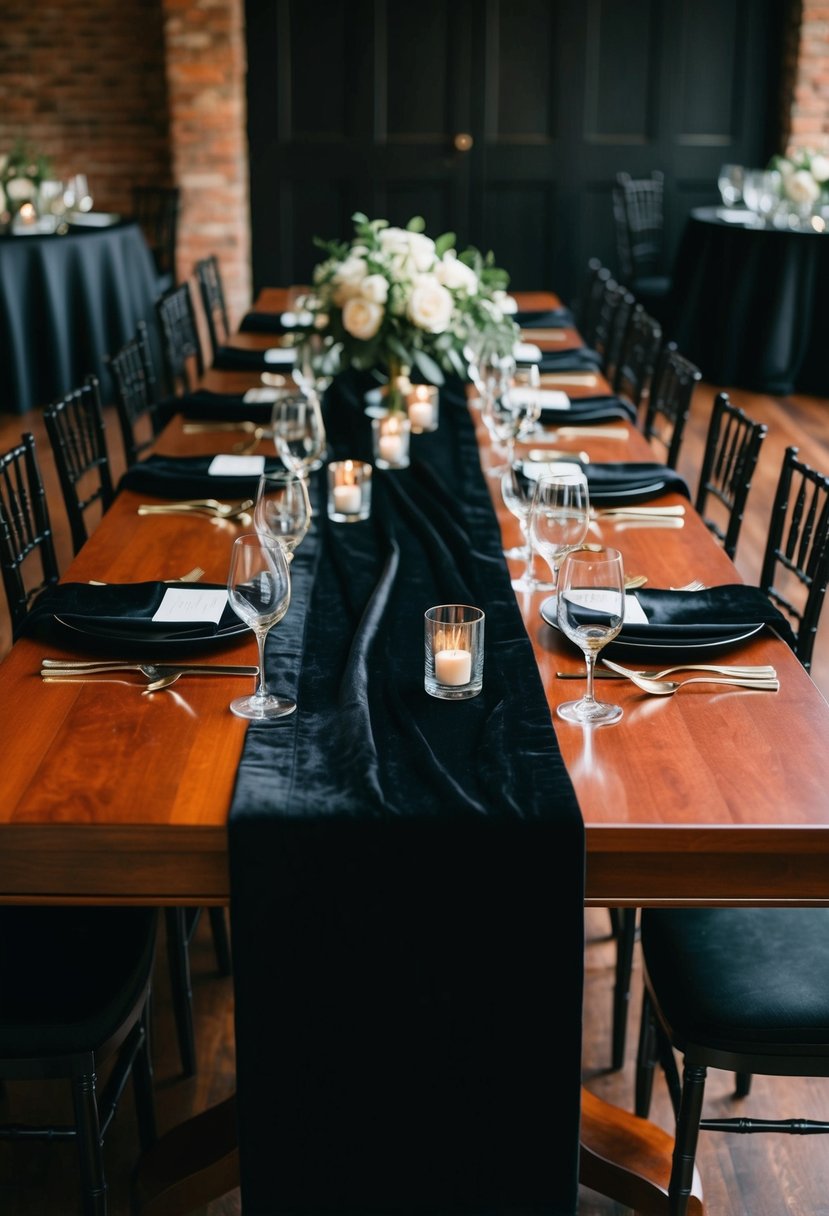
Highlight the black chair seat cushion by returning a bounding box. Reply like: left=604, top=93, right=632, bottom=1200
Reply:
left=0, top=907, right=157, bottom=1056
left=642, top=908, right=829, bottom=1054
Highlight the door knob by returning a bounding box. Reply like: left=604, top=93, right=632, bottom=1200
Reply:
left=453, top=132, right=474, bottom=153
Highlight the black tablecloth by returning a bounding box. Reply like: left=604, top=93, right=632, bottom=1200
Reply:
left=0, top=221, right=159, bottom=413
left=228, top=374, right=585, bottom=1215
left=667, top=206, right=829, bottom=395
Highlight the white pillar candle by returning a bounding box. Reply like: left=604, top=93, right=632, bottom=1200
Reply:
left=333, top=484, right=361, bottom=514
left=434, top=648, right=472, bottom=686
left=408, top=401, right=434, bottom=430
left=379, top=434, right=405, bottom=464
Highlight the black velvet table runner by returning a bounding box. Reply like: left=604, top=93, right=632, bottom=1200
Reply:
left=228, top=374, right=585, bottom=1215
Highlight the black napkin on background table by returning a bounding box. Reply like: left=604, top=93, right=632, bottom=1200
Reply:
left=515, top=306, right=575, bottom=327
left=538, top=393, right=638, bottom=425
left=168, top=388, right=278, bottom=425
left=582, top=461, right=690, bottom=503
left=537, top=346, right=603, bottom=372
left=23, top=581, right=236, bottom=636
left=238, top=309, right=291, bottom=334
left=119, top=454, right=283, bottom=499
left=211, top=344, right=295, bottom=373
left=228, top=372, right=585, bottom=1215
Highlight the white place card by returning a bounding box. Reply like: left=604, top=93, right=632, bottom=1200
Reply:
left=243, top=387, right=280, bottom=403
left=264, top=347, right=297, bottom=364
left=208, top=454, right=266, bottom=476
left=513, top=341, right=542, bottom=363
left=565, top=589, right=650, bottom=625
left=152, top=587, right=228, bottom=625
left=512, top=388, right=570, bottom=410
left=522, top=459, right=584, bottom=481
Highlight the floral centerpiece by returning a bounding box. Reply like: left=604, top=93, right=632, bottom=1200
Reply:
left=768, top=147, right=829, bottom=209
left=296, top=212, right=519, bottom=410
left=0, top=138, right=52, bottom=219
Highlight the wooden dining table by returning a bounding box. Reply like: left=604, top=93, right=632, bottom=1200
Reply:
left=1, top=288, right=828, bottom=1215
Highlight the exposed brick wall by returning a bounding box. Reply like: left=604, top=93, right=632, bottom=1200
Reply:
left=790, top=2, right=829, bottom=148
left=160, top=0, right=251, bottom=325
left=0, top=0, right=171, bottom=214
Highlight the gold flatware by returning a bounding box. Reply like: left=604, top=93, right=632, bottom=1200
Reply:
left=601, top=658, right=780, bottom=696
left=137, top=499, right=254, bottom=524
left=520, top=329, right=568, bottom=342
left=623, top=574, right=648, bottom=590
left=538, top=373, right=599, bottom=387
left=592, top=504, right=686, bottom=518
left=87, top=567, right=205, bottom=587
left=526, top=448, right=590, bottom=464
left=183, top=421, right=261, bottom=434
left=549, top=426, right=628, bottom=439
left=41, top=660, right=259, bottom=676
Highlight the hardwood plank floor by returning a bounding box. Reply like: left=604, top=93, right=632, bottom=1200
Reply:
left=0, top=381, right=828, bottom=1214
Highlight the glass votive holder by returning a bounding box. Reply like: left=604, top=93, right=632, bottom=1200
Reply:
left=371, top=413, right=411, bottom=470
left=327, top=459, right=372, bottom=522
left=424, top=604, right=485, bottom=701
left=407, top=384, right=439, bottom=433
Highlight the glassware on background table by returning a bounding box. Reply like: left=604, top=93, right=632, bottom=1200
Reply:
left=64, top=174, right=93, bottom=213
left=326, top=459, right=372, bottom=521
left=371, top=413, right=411, bottom=469
left=527, top=467, right=590, bottom=588
left=254, top=469, right=312, bottom=556
left=556, top=546, right=625, bottom=726
left=718, top=163, right=745, bottom=207
left=741, top=169, right=780, bottom=221
left=227, top=533, right=294, bottom=720
left=271, top=390, right=326, bottom=475
left=424, top=604, right=485, bottom=700
left=501, top=461, right=554, bottom=590
left=481, top=359, right=541, bottom=478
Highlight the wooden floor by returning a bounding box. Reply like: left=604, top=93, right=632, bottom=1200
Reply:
left=1, top=380, right=828, bottom=1214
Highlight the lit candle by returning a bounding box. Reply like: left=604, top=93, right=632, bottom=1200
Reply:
left=379, top=433, right=404, bottom=464
left=408, top=385, right=436, bottom=431
left=333, top=484, right=361, bottom=514
left=434, top=648, right=472, bottom=686
left=18, top=202, right=37, bottom=225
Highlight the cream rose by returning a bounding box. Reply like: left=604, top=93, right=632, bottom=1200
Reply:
left=407, top=277, right=453, bottom=333
left=785, top=169, right=820, bottom=205
left=361, top=273, right=389, bottom=304
left=6, top=176, right=36, bottom=202
left=435, top=252, right=478, bottom=293
left=342, top=296, right=384, bottom=340
left=811, top=154, right=829, bottom=183
left=332, top=255, right=369, bottom=304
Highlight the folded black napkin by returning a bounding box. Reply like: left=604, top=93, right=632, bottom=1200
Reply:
left=24, top=580, right=236, bottom=636
left=171, top=388, right=276, bottom=425
left=238, top=310, right=290, bottom=335
left=212, top=344, right=295, bottom=373
left=515, top=306, right=575, bottom=328
left=620, top=586, right=796, bottom=647
left=539, top=393, right=638, bottom=425
left=583, top=461, right=690, bottom=504
left=119, top=454, right=284, bottom=498
left=538, top=346, right=603, bottom=372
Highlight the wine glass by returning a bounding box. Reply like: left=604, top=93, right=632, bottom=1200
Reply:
left=500, top=462, right=554, bottom=591
left=481, top=360, right=541, bottom=478
left=226, top=533, right=295, bottom=720
left=556, top=546, right=625, bottom=726
left=271, top=390, right=327, bottom=476
left=717, top=163, right=744, bottom=207
left=527, top=468, right=590, bottom=589
left=253, top=469, right=311, bottom=559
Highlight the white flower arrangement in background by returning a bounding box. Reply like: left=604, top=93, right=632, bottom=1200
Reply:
left=296, top=213, right=519, bottom=408
left=0, top=138, right=52, bottom=218
left=769, top=147, right=829, bottom=207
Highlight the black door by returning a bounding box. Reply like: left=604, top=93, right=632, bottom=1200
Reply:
left=246, top=0, right=788, bottom=301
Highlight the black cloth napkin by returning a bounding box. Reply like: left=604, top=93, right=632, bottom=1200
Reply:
left=515, top=306, right=575, bottom=328
left=212, top=344, right=295, bottom=373
left=238, top=309, right=292, bottom=334
left=228, top=371, right=585, bottom=1215
left=23, top=580, right=236, bottom=636
left=583, top=461, right=690, bottom=504
left=620, top=585, right=797, bottom=648
left=118, top=454, right=283, bottom=499
left=539, top=393, right=638, bottom=425
left=538, top=346, right=603, bottom=372
left=166, top=388, right=277, bottom=425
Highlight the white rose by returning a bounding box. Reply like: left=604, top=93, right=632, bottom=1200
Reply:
left=785, top=169, right=820, bottom=205
left=342, top=296, right=384, bottom=341
left=435, top=252, right=478, bottom=293
left=378, top=227, right=412, bottom=256
left=361, top=273, right=389, bottom=304
left=492, top=289, right=518, bottom=314
left=407, top=277, right=453, bottom=333
left=332, top=256, right=369, bottom=305
left=407, top=231, right=437, bottom=272
left=776, top=157, right=795, bottom=178
left=811, top=155, right=829, bottom=183
left=6, top=176, right=36, bottom=202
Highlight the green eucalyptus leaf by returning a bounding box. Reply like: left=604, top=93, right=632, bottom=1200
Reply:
left=406, top=215, right=426, bottom=233
left=434, top=232, right=456, bottom=257
left=413, top=349, right=444, bottom=384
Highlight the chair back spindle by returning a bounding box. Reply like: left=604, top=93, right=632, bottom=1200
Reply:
left=0, top=434, right=59, bottom=639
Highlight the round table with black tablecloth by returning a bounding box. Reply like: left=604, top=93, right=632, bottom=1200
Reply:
left=0, top=220, right=159, bottom=414
left=667, top=205, right=829, bottom=396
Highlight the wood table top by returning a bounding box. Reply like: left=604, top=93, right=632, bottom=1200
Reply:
left=1, top=289, right=827, bottom=908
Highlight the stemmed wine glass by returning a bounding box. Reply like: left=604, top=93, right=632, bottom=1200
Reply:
left=717, top=163, right=745, bottom=207
left=527, top=468, right=591, bottom=589
left=253, top=469, right=311, bottom=560
left=481, top=361, right=541, bottom=478
left=271, top=390, right=327, bottom=476
left=556, top=546, right=625, bottom=726
left=500, top=462, right=554, bottom=590
left=227, top=533, right=295, bottom=720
